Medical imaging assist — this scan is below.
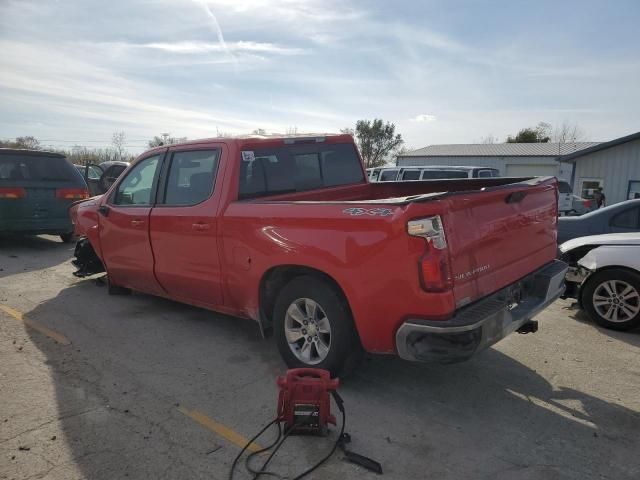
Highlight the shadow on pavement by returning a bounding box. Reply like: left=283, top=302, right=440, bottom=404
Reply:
left=0, top=234, right=74, bottom=279
left=565, top=301, right=640, bottom=348
left=21, top=280, right=640, bottom=480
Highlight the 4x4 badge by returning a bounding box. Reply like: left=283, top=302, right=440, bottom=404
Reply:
left=342, top=207, right=393, bottom=217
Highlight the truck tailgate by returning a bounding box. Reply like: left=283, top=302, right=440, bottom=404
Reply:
left=442, top=178, right=558, bottom=308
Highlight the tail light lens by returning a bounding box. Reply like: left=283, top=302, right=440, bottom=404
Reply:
left=583, top=200, right=592, bottom=209
left=408, top=216, right=453, bottom=292
left=56, top=188, right=89, bottom=200
left=0, top=187, right=26, bottom=199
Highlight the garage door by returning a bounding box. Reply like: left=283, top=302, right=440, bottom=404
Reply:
left=505, top=164, right=558, bottom=177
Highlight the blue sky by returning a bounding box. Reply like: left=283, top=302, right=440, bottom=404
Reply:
left=1, top=0, right=638, bottom=153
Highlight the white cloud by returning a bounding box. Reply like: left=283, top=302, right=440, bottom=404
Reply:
left=136, top=41, right=304, bottom=55
left=411, top=114, right=437, bottom=123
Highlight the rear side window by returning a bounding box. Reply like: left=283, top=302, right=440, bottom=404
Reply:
left=611, top=208, right=640, bottom=228
left=421, top=169, right=468, bottom=179
left=238, top=143, right=363, bottom=199
left=0, top=154, right=76, bottom=182
left=163, top=150, right=220, bottom=205
left=401, top=170, right=421, bottom=180
left=558, top=181, right=573, bottom=194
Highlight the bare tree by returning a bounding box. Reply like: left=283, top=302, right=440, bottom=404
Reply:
left=553, top=121, right=586, bottom=143
left=285, top=126, right=298, bottom=135
left=111, top=131, right=127, bottom=161
left=480, top=134, right=497, bottom=144
left=148, top=133, right=187, bottom=148
left=251, top=128, right=267, bottom=135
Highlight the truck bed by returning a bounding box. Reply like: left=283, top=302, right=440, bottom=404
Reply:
left=243, top=176, right=538, bottom=204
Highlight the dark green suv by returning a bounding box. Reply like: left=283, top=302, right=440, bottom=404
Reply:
left=0, top=149, right=88, bottom=242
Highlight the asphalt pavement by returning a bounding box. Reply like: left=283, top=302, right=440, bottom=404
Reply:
left=1, top=234, right=639, bottom=480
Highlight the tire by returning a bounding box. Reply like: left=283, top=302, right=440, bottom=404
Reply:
left=273, top=276, right=360, bottom=377
left=582, top=269, right=640, bottom=331
left=60, top=232, right=75, bottom=243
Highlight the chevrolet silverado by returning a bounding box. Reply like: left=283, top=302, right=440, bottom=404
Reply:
left=70, top=134, right=566, bottom=375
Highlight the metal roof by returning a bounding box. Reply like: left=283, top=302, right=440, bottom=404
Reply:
left=399, top=142, right=600, bottom=158
left=560, top=131, right=640, bottom=163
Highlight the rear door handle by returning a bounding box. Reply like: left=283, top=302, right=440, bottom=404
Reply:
left=192, top=223, right=211, bottom=231
left=131, top=219, right=145, bottom=227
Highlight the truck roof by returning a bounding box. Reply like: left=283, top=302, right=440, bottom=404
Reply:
left=143, top=133, right=353, bottom=157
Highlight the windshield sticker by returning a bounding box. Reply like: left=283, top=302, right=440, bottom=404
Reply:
left=241, top=151, right=255, bottom=162
left=343, top=207, right=393, bottom=217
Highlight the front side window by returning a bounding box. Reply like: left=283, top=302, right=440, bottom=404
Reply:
left=379, top=169, right=399, bottom=181
left=113, top=155, right=159, bottom=205
left=238, top=143, right=364, bottom=199
left=163, top=150, right=220, bottom=205
left=87, top=165, right=102, bottom=180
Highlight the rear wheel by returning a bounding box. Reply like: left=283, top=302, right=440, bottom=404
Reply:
left=582, top=269, right=640, bottom=331
left=273, top=276, right=359, bottom=377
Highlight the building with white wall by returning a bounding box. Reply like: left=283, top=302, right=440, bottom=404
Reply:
left=561, top=131, right=640, bottom=205
left=396, top=142, right=599, bottom=182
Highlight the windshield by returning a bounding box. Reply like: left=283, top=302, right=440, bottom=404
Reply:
left=0, top=154, right=77, bottom=182
left=238, top=143, right=364, bottom=199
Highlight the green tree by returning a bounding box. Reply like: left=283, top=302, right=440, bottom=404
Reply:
left=506, top=122, right=551, bottom=143
left=342, top=119, right=404, bottom=168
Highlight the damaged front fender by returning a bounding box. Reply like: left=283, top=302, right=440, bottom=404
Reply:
left=72, top=238, right=105, bottom=278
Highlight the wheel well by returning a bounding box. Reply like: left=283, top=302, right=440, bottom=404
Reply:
left=579, top=266, right=640, bottom=305
left=258, top=265, right=353, bottom=337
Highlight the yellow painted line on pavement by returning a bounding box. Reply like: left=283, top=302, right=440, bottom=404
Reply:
left=176, top=405, right=262, bottom=453
left=0, top=304, right=71, bottom=345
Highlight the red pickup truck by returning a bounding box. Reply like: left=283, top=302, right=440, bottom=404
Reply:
left=71, top=134, right=566, bottom=375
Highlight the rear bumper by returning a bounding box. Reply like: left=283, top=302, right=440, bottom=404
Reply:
left=395, top=260, right=567, bottom=363
left=0, top=218, right=73, bottom=235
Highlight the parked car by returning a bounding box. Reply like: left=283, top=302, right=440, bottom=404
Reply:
left=0, top=148, right=88, bottom=242
left=70, top=134, right=566, bottom=375
left=557, top=181, right=574, bottom=215
left=367, top=166, right=500, bottom=182
left=569, top=195, right=593, bottom=216
left=75, top=161, right=129, bottom=196
left=560, top=233, right=640, bottom=330
left=557, top=199, right=640, bottom=243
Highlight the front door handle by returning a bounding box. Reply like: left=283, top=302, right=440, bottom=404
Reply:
left=192, top=222, right=211, bottom=231
left=131, top=219, right=145, bottom=227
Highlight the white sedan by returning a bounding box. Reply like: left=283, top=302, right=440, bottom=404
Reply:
left=560, top=233, right=640, bottom=331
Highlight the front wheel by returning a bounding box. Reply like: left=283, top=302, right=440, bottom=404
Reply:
left=60, top=232, right=75, bottom=243
left=273, top=276, right=360, bottom=377
left=582, top=269, right=640, bottom=331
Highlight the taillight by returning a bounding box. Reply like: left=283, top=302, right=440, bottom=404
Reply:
left=408, top=216, right=453, bottom=292
left=0, top=187, right=26, bottom=199
left=583, top=200, right=592, bottom=209
left=56, top=188, right=89, bottom=200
